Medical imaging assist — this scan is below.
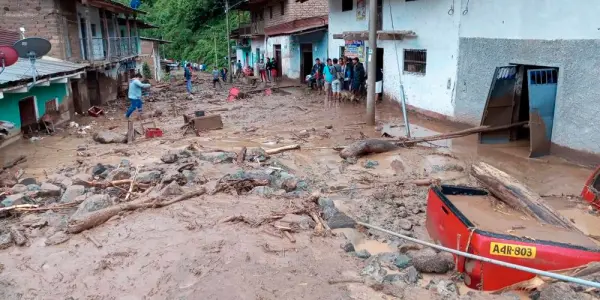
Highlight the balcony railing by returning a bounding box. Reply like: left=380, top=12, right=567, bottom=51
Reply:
left=79, top=36, right=140, bottom=62
left=238, top=22, right=264, bottom=35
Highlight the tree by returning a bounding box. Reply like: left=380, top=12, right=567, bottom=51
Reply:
left=142, top=62, right=153, bottom=79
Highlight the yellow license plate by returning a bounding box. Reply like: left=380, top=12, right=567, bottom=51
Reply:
left=489, top=242, right=536, bottom=259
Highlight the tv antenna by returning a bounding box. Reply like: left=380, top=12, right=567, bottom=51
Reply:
left=13, top=37, right=52, bottom=89
left=0, top=45, right=18, bottom=76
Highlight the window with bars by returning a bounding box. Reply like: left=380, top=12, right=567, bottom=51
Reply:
left=403, top=49, right=426, bottom=74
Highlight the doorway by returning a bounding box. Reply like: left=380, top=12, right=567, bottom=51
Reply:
left=377, top=0, right=383, bottom=30
left=300, top=43, right=313, bottom=83
left=274, top=44, right=282, bottom=78
left=19, top=97, right=37, bottom=131
left=479, top=64, right=559, bottom=157
left=79, top=18, right=89, bottom=60
left=339, top=46, right=345, bottom=58
left=72, top=80, right=82, bottom=115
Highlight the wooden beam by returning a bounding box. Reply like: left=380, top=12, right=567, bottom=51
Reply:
left=102, top=9, right=111, bottom=61
left=5, top=87, right=28, bottom=93
left=51, top=78, right=69, bottom=84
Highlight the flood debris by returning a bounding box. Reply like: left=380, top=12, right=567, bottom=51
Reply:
left=340, top=139, right=398, bottom=159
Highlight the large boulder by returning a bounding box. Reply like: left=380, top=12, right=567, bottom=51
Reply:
left=39, top=182, right=62, bottom=197
left=93, top=131, right=127, bottom=144
left=71, top=194, right=114, bottom=220
left=411, top=250, right=455, bottom=274
left=160, top=153, right=179, bottom=164
left=60, top=185, right=86, bottom=203
left=105, top=169, right=132, bottom=181
left=137, top=171, right=162, bottom=184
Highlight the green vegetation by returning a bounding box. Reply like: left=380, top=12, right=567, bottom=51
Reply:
left=118, top=0, right=248, bottom=66
left=142, top=62, right=153, bottom=79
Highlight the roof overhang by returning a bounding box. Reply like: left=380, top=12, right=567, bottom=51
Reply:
left=332, top=30, right=417, bottom=40
left=140, top=37, right=172, bottom=44
left=264, top=16, right=328, bottom=36
left=86, top=0, right=147, bottom=15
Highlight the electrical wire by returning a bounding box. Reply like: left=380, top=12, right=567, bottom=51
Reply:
left=387, top=0, right=411, bottom=137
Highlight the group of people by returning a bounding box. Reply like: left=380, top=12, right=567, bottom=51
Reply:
left=184, top=63, right=229, bottom=93
left=257, top=57, right=279, bottom=82
left=308, top=57, right=383, bottom=103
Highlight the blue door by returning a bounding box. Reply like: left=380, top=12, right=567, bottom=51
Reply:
left=527, top=68, right=558, bottom=157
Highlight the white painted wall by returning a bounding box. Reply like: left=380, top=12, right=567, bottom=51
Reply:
left=380, top=0, right=461, bottom=117
left=327, top=0, right=370, bottom=60
left=459, top=0, right=600, bottom=39
left=266, top=35, right=297, bottom=78
left=250, top=37, right=266, bottom=74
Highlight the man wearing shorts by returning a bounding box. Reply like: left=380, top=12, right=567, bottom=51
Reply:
left=331, top=58, right=342, bottom=100
left=323, top=58, right=335, bottom=103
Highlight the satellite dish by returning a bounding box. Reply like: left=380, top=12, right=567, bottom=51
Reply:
left=0, top=46, right=18, bottom=76
left=12, top=38, right=52, bottom=89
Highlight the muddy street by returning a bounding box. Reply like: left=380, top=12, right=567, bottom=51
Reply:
left=0, top=76, right=597, bottom=300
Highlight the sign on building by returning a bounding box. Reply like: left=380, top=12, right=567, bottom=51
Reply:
left=344, top=40, right=365, bottom=62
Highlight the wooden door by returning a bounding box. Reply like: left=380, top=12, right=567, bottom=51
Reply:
left=19, top=97, right=37, bottom=129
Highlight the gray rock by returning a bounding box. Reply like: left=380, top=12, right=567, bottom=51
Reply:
left=19, top=178, right=37, bottom=185
left=39, top=182, right=61, bottom=197
left=41, top=211, right=68, bottom=230
left=93, top=131, right=126, bottom=144
left=400, top=266, right=420, bottom=284
left=398, top=219, right=413, bottom=231
left=178, top=150, right=193, bottom=158
left=46, top=174, right=73, bottom=189
left=363, top=160, right=379, bottom=169
left=105, top=187, right=122, bottom=197
left=412, top=251, right=455, bottom=274
left=71, top=194, right=113, bottom=220
left=245, top=147, right=268, bottom=162
left=394, top=254, right=412, bottom=269
left=91, top=164, right=109, bottom=176
left=161, top=181, right=183, bottom=196
left=9, top=227, right=27, bottom=246
left=251, top=186, right=276, bottom=197
left=431, top=280, right=458, bottom=299
left=60, top=185, right=86, bottom=203
left=199, top=151, right=237, bottom=163
left=281, top=177, right=299, bottom=192
left=539, top=282, right=581, bottom=300
left=341, top=241, right=355, bottom=252
left=318, top=197, right=334, bottom=208
left=181, top=170, right=196, bottom=184
left=161, top=170, right=183, bottom=184
left=283, top=191, right=309, bottom=198
left=26, top=184, right=41, bottom=192
left=0, top=232, right=13, bottom=249
left=45, top=231, right=70, bottom=246
left=278, top=214, right=315, bottom=230
left=325, top=210, right=356, bottom=229
left=1, top=193, right=28, bottom=207
left=360, top=257, right=386, bottom=283
left=355, top=249, right=372, bottom=259
left=137, top=171, right=162, bottom=184
left=10, top=184, right=27, bottom=194
left=119, top=159, right=132, bottom=168
left=105, top=169, right=132, bottom=181
left=160, top=153, right=179, bottom=164
left=398, top=207, right=409, bottom=218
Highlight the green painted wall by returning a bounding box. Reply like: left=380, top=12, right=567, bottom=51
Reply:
left=0, top=83, right=68, bottom=128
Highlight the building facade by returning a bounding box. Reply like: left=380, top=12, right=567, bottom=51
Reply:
left=232, top=0, right=329, bottom=80
left=325, top=0, right=600, bottom=160
left=139, top=37, right=170, bottom=82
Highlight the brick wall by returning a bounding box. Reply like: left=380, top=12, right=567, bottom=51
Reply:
left=0, top=0, right=65, bottom=58
left=263, top=0, right=328, bottom=28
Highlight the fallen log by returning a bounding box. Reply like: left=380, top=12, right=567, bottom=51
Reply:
left=471, top=162, right=579, bottom=231
left=265, top=144, right=301, bottom=155
left=67, top=187, right=206, bottom=233
left=73, top=179, right=150, bottom=189
left=398, top=122, right=528, bottom=147
left=339, top=139, right=398, bottom=159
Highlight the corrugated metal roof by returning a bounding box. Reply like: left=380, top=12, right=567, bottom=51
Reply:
left=0, top=58, right=88, bottom=87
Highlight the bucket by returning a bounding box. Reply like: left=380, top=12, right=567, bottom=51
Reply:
left=195, top=111, right=205, bottom=117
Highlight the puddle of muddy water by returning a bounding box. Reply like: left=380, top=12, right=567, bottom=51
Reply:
left=333, top=228, right=394, bottom=254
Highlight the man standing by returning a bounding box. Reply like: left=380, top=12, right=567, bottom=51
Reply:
left=212, top=66, right=223, bottom=89
left=258, top=59, right=267, bottom=82
left=323, top=58, right=334, bottom=103
left=265, top=58, right=272, bottom=82
left=310, top=58, right=324, bottom=92
left=184, top=63, right=193, bottom=94
left=331, top=58, right=343, bottom=101
left=352, top=57, right=365, bottom=97
left=344, top=57, right=354, bottom=91
left=270, top=57, right=278, bottom=83
left=126, top=73, right=151, bottom=119
left=235, top=60, right=243, bottom=78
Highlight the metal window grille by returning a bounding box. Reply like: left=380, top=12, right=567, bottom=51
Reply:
left=403, top=49, right=426, bottom=74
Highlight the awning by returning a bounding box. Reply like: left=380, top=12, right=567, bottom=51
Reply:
left=332, top=30, right=417, bottom=41
left=264, top=16, right=327, bottom=36
left=140, top=37, right=171, bottom=44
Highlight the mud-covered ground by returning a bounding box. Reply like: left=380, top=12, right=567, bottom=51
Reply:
left=0, top=73, right=596, bottom=300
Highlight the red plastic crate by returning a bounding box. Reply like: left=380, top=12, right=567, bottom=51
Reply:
left=145, top=128, right=163, bottom=138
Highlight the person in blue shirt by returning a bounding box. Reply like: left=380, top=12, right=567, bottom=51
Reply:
left=126, top=73, right=151, bottom=119
left=212, top=66, right=222, bottom=89
left=184, top=63, right=193, bottom=94
left=323, top=58, right=335, bottom=103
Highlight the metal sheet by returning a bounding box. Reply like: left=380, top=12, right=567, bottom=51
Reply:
left=0, top=58, right=88, bottom=86
left=528, top=68, right=558, bottom=157
left=479, top=66, right=518, bottom=144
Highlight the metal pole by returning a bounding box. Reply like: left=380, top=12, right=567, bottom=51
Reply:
left=365, top=0, right=377, bottom=126
left=225, top=0, right=233, bottom=83
left=214, top=33, right=218, bottom=67
left=357, top=221, right=600, bottom=290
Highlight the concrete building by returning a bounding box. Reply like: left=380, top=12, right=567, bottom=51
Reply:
left=139, top=37, right=171, bottom=82
left=1, top=0, right=149, bottom=114
left=320, top=0, right=600, bottom=162
left=231, top=0, right=329, bottom=81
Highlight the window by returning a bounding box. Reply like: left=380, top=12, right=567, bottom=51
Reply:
left=45, top=98, right=58, bottom=113
left=280, top=1, right=285, bottom=15
left=403, top=49, right=426, bottom=74
left=269, top=6, right=273, bottom=19
left=342, top=0, right=353, bottom=11
left=91, top=24, right=97, bottom=37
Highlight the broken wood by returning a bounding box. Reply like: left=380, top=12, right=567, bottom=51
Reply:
left=265, top=144, right=300, bottom=155
left=67, top=187, right=206, bottom=233
left=397, top=122, right=528, bottom=147
left=0, top=204, right=38, bottom=213
left=339, top=139, right=398, bottom=159
left=328, top=278, right=366, bottom=284
left=127, top=120, right=134, bottom=143
left=283, top=231, right=296, bottom=243
left=124, top=167, right=139, bottom=202
left=236, top=147, right=247, bottom=164
left=2, top=155, right=27, bottom=170
left=471, top=162, right=580, bottom=231
left=82, top=231, right=102, bottom=248
left=73, top=179, right=150, bottom=189
left=211, top=178, right=270, bottom=195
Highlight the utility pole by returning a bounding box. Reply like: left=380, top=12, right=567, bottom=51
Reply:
left=225, top=0, right=233, bottom=82
left=365, top=0, right=377, bottom=125
left=214, top=33, right=218, bottom=67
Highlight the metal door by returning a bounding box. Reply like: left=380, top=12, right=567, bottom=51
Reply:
left=479, top=66, right=519, bottom=144
left=528, top=68, right=558, bottom=157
